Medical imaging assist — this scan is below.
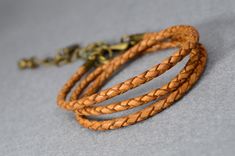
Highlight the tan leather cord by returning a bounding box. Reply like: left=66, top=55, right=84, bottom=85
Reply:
left=57, top=25, right=207, bottom=131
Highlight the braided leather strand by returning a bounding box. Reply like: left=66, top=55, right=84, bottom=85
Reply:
left=57, top=25, right=207, bottom=131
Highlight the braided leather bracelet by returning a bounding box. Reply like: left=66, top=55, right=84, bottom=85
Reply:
left=55, top=25, right=207, bottom=131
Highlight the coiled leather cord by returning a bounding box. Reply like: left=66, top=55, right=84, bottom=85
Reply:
left=57, top=25, right=207, bottom=131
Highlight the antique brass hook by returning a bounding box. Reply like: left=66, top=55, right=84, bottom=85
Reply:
left=18, top=33, right=144, bottom=69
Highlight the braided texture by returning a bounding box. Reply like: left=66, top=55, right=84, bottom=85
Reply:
left=57, top=25, right=207, bottom=131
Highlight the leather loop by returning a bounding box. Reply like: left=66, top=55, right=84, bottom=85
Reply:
left=57, top=25, right=207, bottom=130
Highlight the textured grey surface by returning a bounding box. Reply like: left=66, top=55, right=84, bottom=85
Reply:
left=0, top=0, right=235, bottom=155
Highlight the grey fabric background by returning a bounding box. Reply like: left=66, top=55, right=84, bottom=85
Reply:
left=0, top=0, right=235, bottom=155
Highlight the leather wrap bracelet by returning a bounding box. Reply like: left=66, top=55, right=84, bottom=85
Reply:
left=55, top=25, right=207, bottom=131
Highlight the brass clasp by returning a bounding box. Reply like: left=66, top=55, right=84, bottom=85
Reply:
left=18, top=33, right=144, bottom=69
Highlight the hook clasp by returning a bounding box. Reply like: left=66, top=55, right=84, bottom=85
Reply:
left=18, top=33, right=144, bottom=69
